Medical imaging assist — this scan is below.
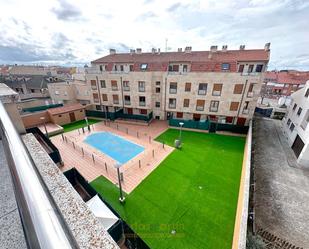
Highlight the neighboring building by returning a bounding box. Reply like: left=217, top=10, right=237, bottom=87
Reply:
left=262, top=70, right=309, bottom=99
left=47, top=103, right=86, bottom=125
left=282, top=80, right=309, bottom=166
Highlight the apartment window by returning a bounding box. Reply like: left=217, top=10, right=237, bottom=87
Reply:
left=138, top=81, right=145, bottom=92
left=198, top=83, right=207, bottom=95
left=210, top=100, right=219, bottom=112
left=168, top=65, right=179, bottom=72
left=185, top=83, right=191, bottom=92
left=292, top=103, right=297, bottom=111
left=102, top=94, right=108, bottom=101
left=99, top=65, right=103, bottom=72
left=55, top=90, right=59, bottom=95
left=139, top=96, right=146, bottom=106
left=113, top=94, right=119, bottom=104
left=91, top=80, right=97, bottom=90
left=238, top=65, right=244, bottom=73
left=140, top=109, right=147, bottom=115
left=123, top=81, right=130, bottom=91
left=169, top=82, right=177, bottom=94
left=156, top=87, right=160, bottom=93
left=248, top=65, right=254, bottom=73
left=176, top=112, right=183, bottom=118
left=169, top=98, right=176, bottom=109
left=305, top=88, right=309, bottom=97
left=221, top=63, right=230, bottom=70
left=287, top=118, right=291, bottom=126
left=129, top=65, right=134, bottom=71
left=93, top=93, right=99, bottom=103
left=124, top=95, right=130, bottom=105
left=120, top=65, right=124, bottom=71
left=111, top=80, right=118, bottom=90
left=100, top=80, right=106, bottom=88
left=212, top=84, right=223, bottom=96
left=155, top=102, right=160, bottom=108
left=230, top=102, right=239, bottom=111
left=183, top=99, right=190, bottom=108
left=256, top=64, right=263, bottom=72
left=234, top=84, right=244, bottom=94
left=140, top=63, right=148, bottom=70
left=156, top=81, right=160, bottom=86
left=183, top=65, right=188, bottom=72
left=114, top=65, right=117, bottom=71
left=297, top=107, right=302, bottom=116
left=247, top=83, right=254, bottom=97
left=290, top=123, right=295, bottom=132
left=196, top=100, right=205, bottom=111
left=301, top=111, right=309, bottom=130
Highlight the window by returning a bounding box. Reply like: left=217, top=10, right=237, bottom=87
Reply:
left=248, top=65, right=254, bottom=73
left=196, top=100, right=205, bottom=111
left=129, top=65, right=134, bottom=71
left=287, top=118, right=291, bottom=126
left=198, top=83, right=207, bottom=95
left=210, top=100, right=219, bottom=112
left=168, top=65, right=179, bottom=72
left=221, top=63, right=230, bottom=70
left=114, top=65, right=117, bottom=71
left=31, top=89, right=35, bottom=93
left=156, top=87, right=160, bottom=93
left=183, top=99, right=190, bottom=108
left=99, top=65, right=103, bottom=72
left=58, top=115, right=62, bottom=117
left=247, top=83, right=254, bottom=97
left=156, top=81, right=161, bottom=86
left=301, top=111, right=309, bottom=130
left=112, top=94, right=119, bottom=104
left=138, top=81, right=145, bottom=92
left=102, top=94, right=108, bottom=101
left=91, top=80, right=97, bottom=90
left=230, top=102, right=239, bottom=111
left=234, top=84, right=244, bottom=94
left=111, top=80, right=118, bottom=90
left=183, top=65, right=188, bottom=72
left=124, top=95, right=130, bottom=105
left=100, top=80, right=106, bottom=88
left=155, top=102, right=160, bottom=108
left=290, top=123, right=295, bottom=132
left=123, top=81, right=130, bottom=91
left=256, top=64, right=263, bottom=72
left=140, top=63, right=148, bottom=70
left=176, top=112, right=183, bottom=118
left=292, top=103, right=297, bottom=111
left=140, top=109, right=147, bottom=115
left=55, top=90, right=59, bottom=95
left=93, top=93, right=99, bottom=103
left=169, top=98, right=176, bottom=109
left=169, top=82, right=177, bottom=94
left=185, top=83, right=191, bottom=92
left=238, top=65, right=244, bottom=73
left=120, top=65, right=124, bottom=71
left=297, top=107, right=302, bottom=116
left=212, top=84, right=222, bottom=96
left=139, top=96, right=146, bottom=106
left=305, top=88, right=309, bottom=97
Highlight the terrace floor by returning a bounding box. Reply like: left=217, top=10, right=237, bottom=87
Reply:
left=52, top=120, right=173, bottom=193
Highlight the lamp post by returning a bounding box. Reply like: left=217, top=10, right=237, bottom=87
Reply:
left=85, top=116, right=90, bottom=131
left=179, top=122, right=184, bottom=142
left=40, top=117, right=48, bottom=138
left=115, top=163, right=125, bottom=203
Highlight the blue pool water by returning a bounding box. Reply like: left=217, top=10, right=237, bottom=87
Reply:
left=84, top=132, right=144, bottom=164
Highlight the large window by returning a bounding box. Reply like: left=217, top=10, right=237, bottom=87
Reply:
left=196, top=100, right=205, bottom=111
left=248, top=65, right=254, bottom=73
left=212, top=84, right=222, bottom=96
left=123, top=81, right=130, bottom=91
left=221, top=63, right=230, bottom=70
left=124, top=95, right=130, bottom=105
left=111, top=80, right=118, bottom=91
left=93, top=93, right=99, bottom=103
left=230, top=102, right=239, bottom=111
left=297, top=107, right=302, bottom=116
left=256, top=64, right=263, bottom=72
left=169, top=82, right=177, bottom=94
left=112, top=94, right=119, bottom=104
left=155, top=102, right=160, bottom=108
left=247, top=83, right=254, bottom=97
left=233, top=84, right=244, bottom=94
left=102, top=94, right=108, bottom=101
left=91, top=80, right=97, bottom=90
left=139, top=96, right=146, bottom=106
left=183, top=99, right=190, bottom=108
left=138, top=81, right=145, bottom=92
left=209, top=100, right=219, bottom=112
left=168, top=65, right=179, bottom=72
left=185, top=83, right=191, bottom=92
left=169, top=98, right=176, bottom=109
left=198, top=83, right=207, bottom=95
left=238, top=65, right=244, bottom=73
left=292, top=103, right=297, bottom=111
left=290, top=123, right=295, bottom=132
left=140, top=63, right=148, bottom=70
left=100, top=80, right=106, bottom=88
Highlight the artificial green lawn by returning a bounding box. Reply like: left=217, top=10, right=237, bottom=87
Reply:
left=61, top=119, right=101, bottom=133
left=91, top=129, right=245, bottom=249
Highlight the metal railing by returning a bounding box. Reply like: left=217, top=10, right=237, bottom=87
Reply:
left=0, top=101, right=78, bottom=249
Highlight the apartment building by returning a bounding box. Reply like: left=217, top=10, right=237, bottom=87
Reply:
left=282, top=80, right=309, bottom=167
left=81, top=44, right=269, bottom=125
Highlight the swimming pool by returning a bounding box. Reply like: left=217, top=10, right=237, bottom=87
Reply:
left=84, top=132, right=144, bottom=164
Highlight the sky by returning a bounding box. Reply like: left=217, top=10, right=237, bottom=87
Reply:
left=0, top=0, right=308, bottom=70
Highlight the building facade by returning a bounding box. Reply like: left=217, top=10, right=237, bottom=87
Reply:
left=282, top=80, right=309, bottom=167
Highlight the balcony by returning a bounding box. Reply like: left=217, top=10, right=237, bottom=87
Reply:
left=138, top=87, right=145, bottom=92
left=247, top=92, right=253, bottom=97
left=169, top=88, right=177, bottom=94
left=139, top=101, right=146, bottom=106
left=212, top=91, right=221, bottom=96
left=123, top=86, right=130, bottom=91
left=242, top=109, right=249, bottom=114
left=209, top=107, right=218, bottom=112
left=196, top=106, right=204, bottom=111
left=112, top=86, right=118, bottom=91
left=198, top=90, right=207, bottom=95
left=91, top=85, right=97, bottom=90
left=113, top=100, right=120, bottom=104
left=169, top=104, right=176, bottom=109
left=93, top=98, right=99, bottom=103
left=124, top=100, right=131, bottom=105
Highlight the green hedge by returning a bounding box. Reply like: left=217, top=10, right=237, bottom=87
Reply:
left=169, top=118, right=209, bottom=130
left=86, top=109, right=153, bottom=122
left=23, top=103, right=63, bottom=112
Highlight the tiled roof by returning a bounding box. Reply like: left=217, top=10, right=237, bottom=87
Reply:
left=47, top=103, right=84, bottom=115
left=91, top=49, right=270, bottom=72
left=265, top=71, right=309, bottom=84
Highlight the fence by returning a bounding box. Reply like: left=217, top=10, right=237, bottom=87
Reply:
left=22, top=103, right=63, bottom=113
left=86, top=109, right=153, bottom=122
left=215, top=123, right=249, bottom=134
left=169, top=118, right=209, bottom=130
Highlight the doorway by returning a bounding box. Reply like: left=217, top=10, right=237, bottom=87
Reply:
left=127, top=108, right=133, bottom=115
left=69, top=112, right=76, bottom=122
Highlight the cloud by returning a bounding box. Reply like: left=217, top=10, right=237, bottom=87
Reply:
left=51, top=0, right=83, bottom=21
left=166, top=2, right=182, bottom=12
left=135, top=11, right=157, bottom=21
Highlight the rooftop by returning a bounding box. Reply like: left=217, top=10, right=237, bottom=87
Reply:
left=47, top=103, right=84, bottom=115
left=265, top=71, right=309, bottom=84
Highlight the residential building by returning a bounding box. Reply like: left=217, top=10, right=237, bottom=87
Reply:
left=282, top=80, right=309, bottom=166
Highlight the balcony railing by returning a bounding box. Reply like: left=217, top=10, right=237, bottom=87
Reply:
left=113, top=100, right=120, bottom=104
left=169, top=104, right=176, bottom=109
left=198, top=89, right=207, bottom=95
left=139, top=101, right=146, bottom=106
left=123, top=86, right=130, bottom=91
left=209, top=107, right=218, bottom=112
left=124, top=100, right=131, bottom=105
left=0, top=101, right=77, bottom=249
left=93, top=98, right=99, bottom=103
left=212, top=91, right=221, bottom=96
left=241, top=72, right=259, bottom=76
left=112, top=86, right=118, bottom=91
left=196, top=106, right=204, bottom=111
left=169, top=88, right=177, bottom=94
left=91, top=85, right=97, bottom=90
left=247, top=92, right=253, bottom=97
left=138, top=87, right=145, bottom=92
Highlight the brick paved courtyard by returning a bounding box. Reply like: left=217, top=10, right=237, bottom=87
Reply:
left=51, top=120, right=173, bottom=193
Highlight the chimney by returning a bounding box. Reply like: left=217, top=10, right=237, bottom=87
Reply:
left=136, top=48, right=142, bottom=54
left=222, top=45, right=228, bottom=51
left=239, top=45, right=245, bottom=50
left=264, top=42, right=271, bottom=51
left=178, top=48, right=182, bottom=52
left=130, top=49, right=135, bottom=55
left=157, top=48, right=161, bottom=54
left=109, top=48, right=116, bottom=55
left=184, top=46, right=192, bottom=53
left=210, top=45, right=218, bottom=52
left=151, top=48, right=156, bottom=54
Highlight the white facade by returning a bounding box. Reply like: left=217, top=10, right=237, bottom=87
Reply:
left=282, top=80, right=309, bottom=167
